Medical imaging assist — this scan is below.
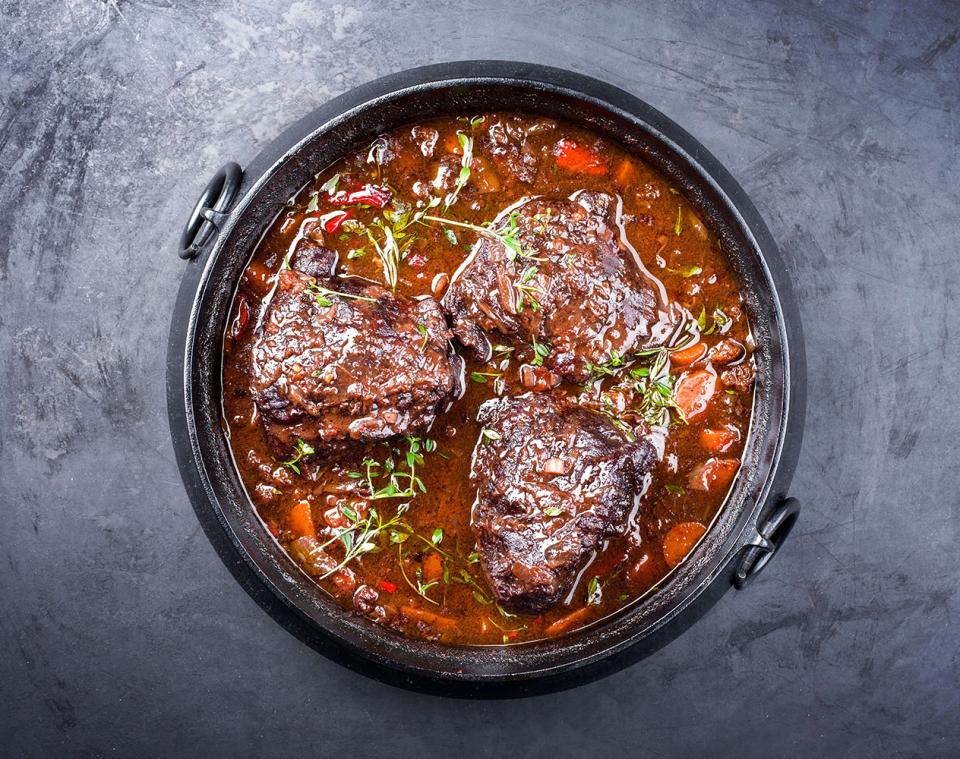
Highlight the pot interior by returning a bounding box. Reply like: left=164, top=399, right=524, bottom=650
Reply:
left=180, top=64, right=794, bottom=685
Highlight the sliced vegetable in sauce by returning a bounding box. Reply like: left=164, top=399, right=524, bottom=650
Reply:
left=663, top=522, right=707, bottom=569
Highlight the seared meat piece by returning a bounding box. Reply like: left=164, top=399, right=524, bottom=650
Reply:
left=289, top=243, right=338, bottom=278
left=442, top=192, right=674, bottom=382
left=470, top=392, right=657, bottom=614
left=484, top=118, right=541, bottom=184
left=720, top=363, right=756, bottom=393
left=250, top=253, right=462, bottom=458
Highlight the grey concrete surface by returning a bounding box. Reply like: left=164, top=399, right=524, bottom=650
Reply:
left=1, top=1, right=958, bottom=756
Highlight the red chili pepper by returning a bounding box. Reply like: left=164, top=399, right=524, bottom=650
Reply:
left=378, top=579, right=397, bottom=593
left=228, top=295, right=251, bottom=340
left=553, top=138, right=608, bottom=176
left=321, top=210, right=351, bottom=234
left=329, top=184, right=392, bottom=208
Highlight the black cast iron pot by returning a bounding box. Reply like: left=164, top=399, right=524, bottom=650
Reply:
left=166, top=61, right=805, bottom=697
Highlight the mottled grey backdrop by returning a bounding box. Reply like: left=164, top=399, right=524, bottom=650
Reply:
left=1, top=1, right=958, bottom=757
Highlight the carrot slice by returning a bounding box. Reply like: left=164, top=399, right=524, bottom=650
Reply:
left=614, top=159, right=638, bottom=188
left=553, top=138, right=608, bottom=175
left=544, top=606, right=593, bottom=637
left=689, top=457, right=740, bottom=492
left=287, top=500, right=315, bottom=538
left=422, top=552, right=443, bottom=584
left=671, top=341, right=707, bottom=367
left=675, top=368, right=717, bottom=420
left=663, top=522, right=707, bottom=568
left=400, top=605, right=458, bottom=633
left=699, top=425, right=741, bottom=453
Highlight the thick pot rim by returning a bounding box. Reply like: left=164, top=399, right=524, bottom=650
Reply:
left=167, top=61, right=805, bottom=696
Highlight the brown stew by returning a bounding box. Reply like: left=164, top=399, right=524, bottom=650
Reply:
left=222, top=113, right=754, bottom=645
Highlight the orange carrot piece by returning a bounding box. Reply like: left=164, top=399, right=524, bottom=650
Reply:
left=422, top=552, right=444, bottom=584
left=544, top=606, right=593, bottom=637
left=614, top=159, right=639, bottom=188
left=663, top=522, right=707, bottom=569
left=671, top=341, right=707, bottom=367
left=675, top=369, right=717, bottom=420
left=689, top=457, right=740, bottom=493
left=699, top=425, right=741, bottom=454
left=553, top=138, right=608, bottom=175
left=287, top=500, right=315, bottom=538
left=400, top=605, right=458, bottom=633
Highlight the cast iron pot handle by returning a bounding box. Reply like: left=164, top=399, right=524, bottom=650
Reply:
left=178, top=162, right=243, bottom=260
left=733, top=497, right=800, bottom=589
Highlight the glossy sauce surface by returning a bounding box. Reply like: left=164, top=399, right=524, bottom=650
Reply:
left=222, top=113, right=755, bottom=644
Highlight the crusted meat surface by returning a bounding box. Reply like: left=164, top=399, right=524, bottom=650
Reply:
left=250, top=245, right=462, bottom=457
left=443, top=192, right=673, bottom=382
left=470, top=392, right=657, bottom=613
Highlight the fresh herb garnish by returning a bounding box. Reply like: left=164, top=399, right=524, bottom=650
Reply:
left=586, top=350, right=627, bottom=379
left=702, top=307, right=732, bottom=335
left=674, top=205, right=683, bottom=236
left=530, top=337, right=551, bottom=367
left=627, top=348, right=685, bottom=427
left=417, top=323, right=429, bottom=352
left=311, top=503, right=409, bottom=580
left=667, top=264, right=702, bottom=277
left=306, top=281, right=377, bottom=308
left=587, top=576, right=603, bottom=605
left=365, top=198, right=442, bottom=289
left=320, top=173, right=341, bottom=196
left=470, top=371, right=502, bottom=384
left=481, top=428, right=501, bottom=443
left=282, top=438, right=315, bottom=475
left=421, top=210, right=538, bottom=262
left=514, top=264, right=545, bottom=312
left=442, top=131, right=474, bottom=211
left=348, top=437, right=429, bottom=500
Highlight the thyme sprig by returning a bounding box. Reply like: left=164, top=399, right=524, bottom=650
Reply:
left=281, top=438, right=315, bottom=475
left=311, top=503, right=409, bottom=580
left=306, top=281, right=377, bottom=308
left=443, top=131, right=474, bottom=211
left=514, top=264, right=545, bottom=312
left=421, top=211, right=540, bottom=262
left=347, top=436, right=429, bottom=500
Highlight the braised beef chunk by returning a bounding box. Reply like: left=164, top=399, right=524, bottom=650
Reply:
left=442, top=192, right=673, bottom=382
left=470, top=392, right=657, bottom=614
left=290, top=242, right=338, bottom=279
left=250, top=267, right=462, bottom=458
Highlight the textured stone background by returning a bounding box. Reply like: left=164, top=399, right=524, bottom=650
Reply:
left=1, top=1, right=958, bottom=756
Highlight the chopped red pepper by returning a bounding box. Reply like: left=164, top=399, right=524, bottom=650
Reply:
left=320, top=209, right=351, bottom=234
left=228, top=295, right=251, bottom=340
left=328, top=184, right=392, bottom=208
left=378, top=579, right=397, bottom=593
left=553, top=138, right=608, bottom=175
